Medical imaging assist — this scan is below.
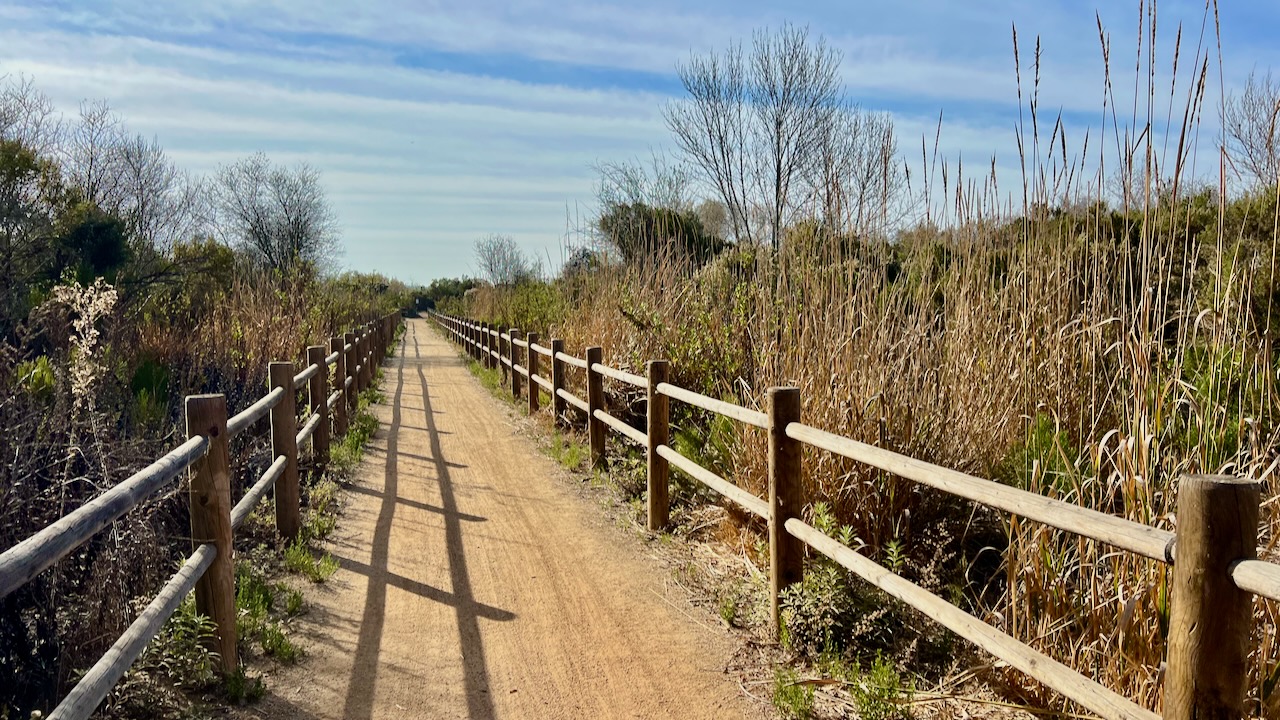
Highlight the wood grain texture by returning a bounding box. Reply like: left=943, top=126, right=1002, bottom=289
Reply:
left=1163, top=474, right=1259, bottom=720
left=269, top=362, right=301, bottom=541
left=768, top=387, right=803, bottom=634
left=586, top=347, right=605, bottom=468
left=185, top=394, right=237, bottom=673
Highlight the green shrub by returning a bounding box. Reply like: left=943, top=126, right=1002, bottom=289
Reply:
left=771, top=668, right=815, bottom=720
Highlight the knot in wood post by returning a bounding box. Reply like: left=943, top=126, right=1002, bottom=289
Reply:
left=768, top=386, right=803, bottom=636
left=1163, top=473, right=1259, bottom=720
left=646, top=360, right=670, bottom=531
left=586, top=346, right=605, bottom=468
left=184, top=394, right=237, bottom=673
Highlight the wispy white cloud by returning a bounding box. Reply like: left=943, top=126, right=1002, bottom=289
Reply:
left=1, top=0, right=1273, bottom=282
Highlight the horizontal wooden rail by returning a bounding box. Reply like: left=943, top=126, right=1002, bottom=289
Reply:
left=0, top=435, right=209, bottom=600
left=227, top=386, right=286, bottom=436
left=593, top=408, right=647, bottom=446
left=513, top=363, right=528, bottom=377
left=556, top=351, right=589, bottom=370
left=512, top=337, right=528, bottom=348
left=345, top=375, right=354, bottom=390
left=784, top=518, right=1157, bottom=720
left=531, top=373, right=553, bottom=393
left=656, top=444, right=768, bottom=518
left=784, top=422, right=1173, bottom=562
left=556, top=387, right=588, bottom=412
left=591, top=362, right=647, bottom=388
left=502, top=356, right=513, bottom=368
left=656, top=382, right=769, bottom=429
left=293, top=362, right=320, bottom=388
left=326, top=390, right=342, bottom=411
left=1230, top=559, right=1280, bottom=601
left=49, top=543, right=219, bottom=720
left=325, top=350, right=340, bottom=365
left=529, top=342, right=553, bottom=358
left=296, top=412, right=323, bottom=446
left=230, top=456, right=287, bottom=531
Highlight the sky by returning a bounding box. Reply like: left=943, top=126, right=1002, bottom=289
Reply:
left=1, top=0, right=1277, bottom=284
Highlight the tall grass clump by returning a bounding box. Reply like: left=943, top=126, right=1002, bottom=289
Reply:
left=464, top=5, right=1280, bottom=715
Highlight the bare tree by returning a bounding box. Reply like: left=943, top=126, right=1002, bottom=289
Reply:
left=665, top=25, right=888, bottom=251
left=214, top=153, right=339, bottom=273
left=1225, top=70, right=1280, bottom=188
left=0, top=75, right=61, bottom=154
left=474, top=233, right=537, bottom=286
left=808, top=106, right=906, bottom=235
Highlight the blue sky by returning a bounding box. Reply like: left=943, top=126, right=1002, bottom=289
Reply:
left=1, top=0, right=1276, bottom=283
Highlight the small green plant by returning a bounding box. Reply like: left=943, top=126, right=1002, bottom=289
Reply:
left=139, top=595, right=219, bottom=691
left=718, top=594, right=739, bottom=627
left=259, top=623, right=300, bottom=663
left=549, top=432, right=588, bottom=470
left=771, top=668, right=815, bottom=720
left=285, top=539, right=338, bottom=582
left=223, top=667, right=265, bottom=704
left=851, top=654, right=913, bottom=720
left=14, top=355, right=55, bottom=402
left=281, top=585, right=304, bottom=616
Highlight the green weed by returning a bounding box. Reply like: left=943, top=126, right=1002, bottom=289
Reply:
left=771, top=668, right=815, bottom=720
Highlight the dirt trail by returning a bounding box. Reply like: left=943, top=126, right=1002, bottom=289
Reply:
left=251, top=319, right=760, bottom=720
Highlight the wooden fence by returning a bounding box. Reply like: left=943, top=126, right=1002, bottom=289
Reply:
left=432, top=310, right=1280, bottom=720
left=0, top=312, right=402, bottom=720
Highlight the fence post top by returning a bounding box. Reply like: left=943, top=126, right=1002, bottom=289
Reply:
left=647, top=359, right=669, bottom=369
left=186, top=393, right=225, bottom=403
left=1179, top=473, right=1257, bottom=487
left=269, top=360, right=294, bottom=369
left=767, top=385, right=800, bottom=396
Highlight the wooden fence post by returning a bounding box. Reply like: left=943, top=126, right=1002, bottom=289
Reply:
left=482, top=322, right=492, bottom=368
left=344, top=332, right=358, bottom=405
left=510, top=329, right=523, bottom=400
left=551, top=339, right=566, bottom=427
left=526, top=332, right=539, bottom=414
left=269, top=362, right=301, bottom=541
left=360, top=327, right=371, bottom=390
left=768, top=386, right=803, bottom=635
left=647, top=360, right=670, bottom=531
left=331, top=336, right=348, bottom=437
left=498, top=326, right=509, bottom=386
left=1163, top=474, right=1259, bottom=720
left=185, top=394, right=237, bottom=673
left=586, top=346, right=605, bottom=468
left=307, top=345, right=330, bottom=464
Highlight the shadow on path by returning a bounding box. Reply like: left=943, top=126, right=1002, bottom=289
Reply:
left=341, top=326, right=513, bottom=720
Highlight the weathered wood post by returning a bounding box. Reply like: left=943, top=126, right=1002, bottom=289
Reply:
left=331, top=336, right=348, bottom=436
left=768, top=386, right=803, bottom=635
left=1163, top=474, right=1259, bottom=720
left=526, top=332, right=540, bottom=414
left=306, top=345, right=330, bottom=464
left=269, top=362, right=301, bottom=541
left=498, top=326, right=509, bottom=386
left=646, top=360, right=670, bottom=531
left=586, top=346, right=605, bottom=468
left=360, top=327, right=372, bottom=390
left=550, top=339, right=566, bottom=427
left=482, top=322, right=492, bottom=368
left=510, top=329, right=523, bottom=400
left=344, top=332, right=358, bottom=404
left=185, top=394, right=237, bottom=673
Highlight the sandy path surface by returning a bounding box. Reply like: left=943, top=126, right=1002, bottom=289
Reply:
left=250, top=318, right=758, bottom=720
